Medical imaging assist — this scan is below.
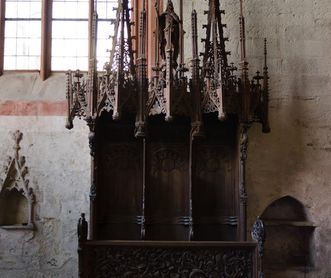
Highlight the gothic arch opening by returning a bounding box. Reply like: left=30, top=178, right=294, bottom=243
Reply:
left=0, top=188, right=28, bottom=226
left=261, top=196, right=314, bottom=271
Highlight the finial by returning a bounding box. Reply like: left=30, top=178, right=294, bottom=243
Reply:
left=240, top=0, right=244, bottom=16
left=264, top=38, right=268, bottom=69
left=167, top=0, right=174, bottom=11
left=12, top=130, right=23, bottom=146
left=239, top=0, right=247, bottom=63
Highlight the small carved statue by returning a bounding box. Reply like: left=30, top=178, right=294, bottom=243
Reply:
left=77, top=213, right=88, bottom=241
left=158, top=0, right=180, bottom=69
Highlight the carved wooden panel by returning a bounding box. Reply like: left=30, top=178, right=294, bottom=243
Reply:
left=80, top=241, right=258, bottom=278
left=192, top=116, right=238, bottom=240
left=145, top=118, right=191, bottom=240
left=97, top=120, right=143, bottom=240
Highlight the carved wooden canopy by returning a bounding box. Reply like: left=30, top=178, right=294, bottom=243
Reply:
left=65, top=0, right=270, bottom=142
left=67, top=2, right=270, bottom=276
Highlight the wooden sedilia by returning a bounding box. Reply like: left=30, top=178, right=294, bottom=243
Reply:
left=70, top=0, right=270, bottom=277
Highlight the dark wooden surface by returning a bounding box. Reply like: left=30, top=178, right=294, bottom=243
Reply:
left=94, top=115, right=241, bottom=241
left=80, top=240, right=258, bottom=278
left=96, top=117, right=144, bottom=240
left=192, top=116, right=238, bottom=241
left=145, top=117, right=191, bottom=240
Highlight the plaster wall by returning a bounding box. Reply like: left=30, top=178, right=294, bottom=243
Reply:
left=0, top=0, right=330, bottom=277
left=0, top=115, right=90, bottom=278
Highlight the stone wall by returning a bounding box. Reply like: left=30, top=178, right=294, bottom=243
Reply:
left=180, top=0, right=331, bottom=276
left=0, top=74, right=90, bottom=278
left=0, top=0, right=331, bottom=277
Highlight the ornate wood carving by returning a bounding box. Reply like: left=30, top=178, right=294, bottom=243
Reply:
left=239, top=124, right=249, bottom=240
left=65, top=0, right=271, bottom=136
left=80, top=241, right=257, bottom=278
left=0, top=130, right=35, bottom=229
left=66, top=0, right=137, bottom=133
left=152, top=148, right=186, bottom=174
left=251, top=217, right=266, bottom=258
left=135, top=2, right=148, bottom=138
left=190, top=9, right=204, bottom=138
left=147, top=0, right=189, bottom=121
left=65, top=0, right=272, bottom=275
left=201, top=0, right=233, bottom=120
left=239, top=124, right=249, bottom=204
left=251, top=217, right=266, bottom=278
left=94, top=248, right=252, bottom=277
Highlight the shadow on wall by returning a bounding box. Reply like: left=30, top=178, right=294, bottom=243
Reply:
left=242, top=0, right=308, bottom=213
left=243, top=2, right=323, bottom=276
left=247, top=53, right=308, bottom=217
left=248, top=54, right=318, bottom=277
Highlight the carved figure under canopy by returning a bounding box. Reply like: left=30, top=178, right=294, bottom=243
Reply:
left=158, top=0, right=180, bottom=69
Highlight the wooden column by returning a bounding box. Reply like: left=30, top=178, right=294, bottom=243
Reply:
left=0, top=0, right=6, bottom=76
left=132, top=0, right=143, bottom=62
left=238, top=124, right=249, bottom=240
left=147, top=0, right=162, bottom=78
left=40, top=0, right=52, bottom=80
left=88, top=0, right=97, bottom=240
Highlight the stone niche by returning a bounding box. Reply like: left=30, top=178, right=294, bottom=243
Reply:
left=0, top=130, right=35, bottom=230
left=261, top=196, right=315, bottom=271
